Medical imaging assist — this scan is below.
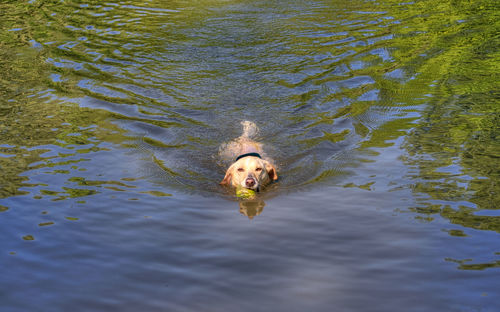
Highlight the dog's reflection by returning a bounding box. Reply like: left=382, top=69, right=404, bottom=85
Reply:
left=238, top=198, right=266, bottom=219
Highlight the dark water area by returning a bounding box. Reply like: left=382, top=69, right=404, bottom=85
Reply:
left=1, top=0, right=499, bottom=311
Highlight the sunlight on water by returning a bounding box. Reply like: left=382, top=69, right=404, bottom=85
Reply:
left=0, top=0, right=499, bottom=310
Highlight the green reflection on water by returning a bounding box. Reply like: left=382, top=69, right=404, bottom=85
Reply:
left=0, top=0, right=498, bottom=247
left=396, top=0, right=499, bottom=234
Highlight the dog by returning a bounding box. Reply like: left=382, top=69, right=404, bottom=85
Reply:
left=220, top=121, right=278, bottom=191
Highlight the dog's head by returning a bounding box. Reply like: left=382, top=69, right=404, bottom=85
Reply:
left=220, top=156, right=278, bottom=191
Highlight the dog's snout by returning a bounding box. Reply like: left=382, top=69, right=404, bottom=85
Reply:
left=245, top=177, right=256, bottom=187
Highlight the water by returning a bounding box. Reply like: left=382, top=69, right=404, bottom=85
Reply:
left=1, top=0, right=499, bottom=311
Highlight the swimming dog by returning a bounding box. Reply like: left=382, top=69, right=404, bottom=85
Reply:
left=220, top=121, right=277, bottom=191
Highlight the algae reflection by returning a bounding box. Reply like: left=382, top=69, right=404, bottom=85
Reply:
left=399, top=0, right=499, bottom=230
left=1, top=0, right=498, bottom=228
left=0, top=1, right=138, bottom=204
left=322, top=0, right=500, bottom=237
left=396, top=0, right=499, bottom=270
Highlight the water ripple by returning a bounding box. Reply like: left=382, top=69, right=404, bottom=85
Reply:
left=0, top=0, right=474, bottom=196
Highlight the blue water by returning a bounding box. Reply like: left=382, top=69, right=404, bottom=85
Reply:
left=1, top=0, right=499, bottom=311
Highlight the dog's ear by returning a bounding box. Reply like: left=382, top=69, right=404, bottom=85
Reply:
left=265, top=161, right=278, bottom=181
left=220, top=169, right=232, bottom=186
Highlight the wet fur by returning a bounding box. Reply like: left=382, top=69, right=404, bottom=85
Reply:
left=220, top=121, right=277, bottom=190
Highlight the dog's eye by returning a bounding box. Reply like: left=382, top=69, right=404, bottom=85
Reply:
left=237, top=168, right=244, bottom=172
left=255, top=167, right=262, bottom=172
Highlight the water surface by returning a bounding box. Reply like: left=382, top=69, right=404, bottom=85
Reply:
left=1, top=0, right=499, bottom=311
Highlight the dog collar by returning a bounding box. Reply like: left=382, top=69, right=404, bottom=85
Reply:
left=236, top=152, right=262, bottom=161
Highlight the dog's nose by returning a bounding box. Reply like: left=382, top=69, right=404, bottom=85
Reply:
left=245, top=177, right=255, bottom=187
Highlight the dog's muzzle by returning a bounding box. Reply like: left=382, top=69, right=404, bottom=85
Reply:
left=245, top=177, right=256, bottom=188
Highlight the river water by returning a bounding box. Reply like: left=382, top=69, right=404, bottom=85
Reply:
left=1, top=0, right=499, bottom=311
